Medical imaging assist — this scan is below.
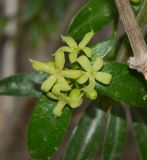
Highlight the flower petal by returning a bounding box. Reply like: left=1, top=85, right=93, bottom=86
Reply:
left=55, top=50, right=65, bottom=70
left=69, top=51, right=78, bottom=63
left=41, top=75, right=56, bottom=92
left=84, top=76, right=96, bottom=91
left=79, top=30, right=94, bottom=48
left=82, top=47, right=91, bottom=57
left=60, top=46, right=72, bottom=52
left=58, top=93, right=69, bottom=104
left=30, top=59, right=55, bottom=74
left=58, top=77, right=71, bottom=91
left=52, top=83, right=61, bottom=95
left=77, top=55, right=92, bottom=72
left=62, top=70, right=82, bottom=79
left=53, top=100, right=66, bottom=117
left=92, top=57, right=103, bottom=71
left=45, top=61, right=56, bottom=68
left=61, top=35, right=77, bottom=48
left=47, top=92, right=58, bottom=100
left=76, top=73, right=89, bottom=84
left=95, top=72, right=112, bottom=84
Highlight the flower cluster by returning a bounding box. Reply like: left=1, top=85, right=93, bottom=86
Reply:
left=30, top=31, right=112, bottom=116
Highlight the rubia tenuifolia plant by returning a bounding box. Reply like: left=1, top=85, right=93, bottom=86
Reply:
left=0, top=0, right=147, bottom=159
left=30, top=31, right=112, bottom=116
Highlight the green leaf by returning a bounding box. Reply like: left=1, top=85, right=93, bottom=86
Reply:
left=0, top=71, right=47, bottom=97
left=63, top=103, right=106, bottom=160
left=67, top=0, right=116, bottom=39
left=63, top=100, right=127, bottom=160
left=103, top=114, right=127, bottom=160
left=96, top=62, right=147, bottom=107
left=91, top=37, right=115, bottom=59
left=28, top=95, right=71, bottom=160
left=22, top=0, right=45, bottom=22
left=132, top=109, right=147, bottom=160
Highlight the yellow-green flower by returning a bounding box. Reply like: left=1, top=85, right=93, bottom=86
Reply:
left=77, top=55, right=112, bottom=100
left=30, top=49, right=82, bottom=93
left=47, top=88, right=83, bottom=116
left=61, top=30, right=94, bottom=63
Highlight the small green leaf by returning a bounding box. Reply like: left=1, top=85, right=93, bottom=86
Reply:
left=28, top=95, right=71, bottom=160
left=91, top=37, right=115, bottom=59
left=0, top=71, right=47, bottom=97
left=67, top=0, right=116, bottom=39
left=96, top=62, right=147, bottom=107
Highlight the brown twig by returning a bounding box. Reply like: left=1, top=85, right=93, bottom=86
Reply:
left=115, top=0, right=147, bottom=80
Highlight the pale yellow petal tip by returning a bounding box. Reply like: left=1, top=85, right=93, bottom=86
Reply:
left=53, top=109, right=62, bottom=117
left=53, top=100, right=66, bottom=117
left=89, top=29, right=94, bottom=36
left=29, top=58, right=34, bottom=63
left=95, top=72, right=112, bottom=85
left=105, top=74, right=112, bottom=84
left=61, top=34, right=64, bottom=41
left=86, top=30, right=94, bottom=38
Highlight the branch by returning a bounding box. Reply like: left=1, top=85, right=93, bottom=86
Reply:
left=115, top=0, right=147, bottom=80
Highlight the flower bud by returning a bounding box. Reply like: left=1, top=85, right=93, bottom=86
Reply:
left=130, top=0, right=141, bottom=4
left=69, top=89, right=83, bottom=108
left=85, top=89, right=97, bottom=100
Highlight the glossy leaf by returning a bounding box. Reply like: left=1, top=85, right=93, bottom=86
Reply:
left=91, top=37, right=115, bottom=59
left=103, top=115, right=127, bottom=160
left=67, top=0, right=116, bottom=39
left=96, top=62, right=147, bottom=107
left=132, top=110, right=147, bottom=160
left=0, top=71, right=47, bottom=97
left=63, top=100, right=127, bottom=160
left=28, top=95, right=71, bottom=160
left=63, top=104, right=106, bottom=160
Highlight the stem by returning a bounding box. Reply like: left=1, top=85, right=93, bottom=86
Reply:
left=115, top=0, right=147, bottom=79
